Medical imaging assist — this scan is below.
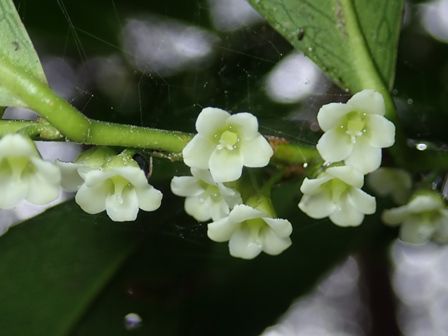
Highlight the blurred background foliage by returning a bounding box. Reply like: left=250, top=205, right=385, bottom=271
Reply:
left=0, top=0, right=448, bottom=335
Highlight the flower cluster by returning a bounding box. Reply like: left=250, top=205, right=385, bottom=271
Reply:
left=172, top=107, right=292, bottom=259
left=299, top=90, right=396, bottom=227
left=0, top=107, right=291, bottom=260
left=0, top=132, right=162, bottom=225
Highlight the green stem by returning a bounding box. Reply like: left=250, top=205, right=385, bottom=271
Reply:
left=0, top=55, right=192, bottom=153
left=86, top=120, right=192, bottom=153
left=0, top=54, right=90, bottom=141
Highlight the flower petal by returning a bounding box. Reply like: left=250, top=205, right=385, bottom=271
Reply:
left=108, top=166, right=148, bottom=188
left=0, top=134, right=37, bottom=159
left=299, top=176, right=330, bottom=194
left=348, top=188, right=376, bottom=215
left=196, top=107, right=230, bottom=136
left=316, top=129, right=353, bottom=163
left=399, top=219, right=435, bottom=244
left=367, top=115, right=395, bottom=148
left=209, top=200, right=231, bottom=221
left=228, top=204, right=263, bottom=223
left=382, top=206, right=410, bottom=226
left=317, top=103, right=352, bottom=131
left=326, top=166, right=364, bottom=188
left=208, top=217, right=238, bottom=242
left=330, top=199, right=365, bottom=227
left=75, top=184, right=108, bottom=214
left=218, top=184, right=242, bottom=208
left=347, top=89, right=385, bottom=116
left=227, top=112, right=259, bottom=139
left=345, top=142, right=382, bottom=174
left=407, top=194, right=443, bottom=214
left=0, top=177, right=27, bottom=209
left=241, top=135, right=273, bottom=168
left=299, top=193, right=336, bottom=219
left=261, top=229, right=291, bottom=255
left=229, top=226, right=262, bottom=259
left=209, top=149, right=243, bottom=182
left=433, top=211, right=448, bottom=243
left=182, top=135, right=215, bottom=169
left=191, top=168, right=215, bottom=185
left=185, top=196, right=213, bottom=222
left=105, top=188, right=140, bottom=221
left=263, top=217, right=293, bottom=237
left=170, top=176, right=203, bottom=197
left=136, top=186, right=162, bottom=212
left=26, top=174, right=60, bottom=205
left=57, top=161, right=85, bottom=192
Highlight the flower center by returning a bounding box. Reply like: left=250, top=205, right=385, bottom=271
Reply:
left=242, top=218, right=265, bottom=238
left=216, top=129, right=240, bottom=151
left=110, top=175, right=132, bottom=205
left=0, top=157, right=35, bottom=180
left=339, top=111, right=367, bottom=143
left=205, top=184, right=221, bottom=201
left=324, top=179, right=350, bottom=202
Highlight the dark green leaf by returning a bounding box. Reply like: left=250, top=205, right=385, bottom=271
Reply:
left=248, top=0, right=403, bottom=92
left=0, top=201, right=139, bottom=336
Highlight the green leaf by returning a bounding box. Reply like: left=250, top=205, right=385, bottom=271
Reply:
left=248, top=0, right=403, bottom=93
left=0, top=201, right=139, bottom=336
left=0, top=0, right=46, bottom=107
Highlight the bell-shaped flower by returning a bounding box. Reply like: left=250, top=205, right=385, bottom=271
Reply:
left=182, top=107, right=273, bottom=182
left=207, top=196, right=292, bottom=259
left=171, top=168, right=242, bottom=221
left=316, top=89, right=395, bottom=173
left=0, top=134, right=61, bottom=209
left=299, top=165, right=376, bottom=226
left=382, top=191, right=448, bottom=244
left=73, top=151, right=162, bottom=222
left=367, top=167, right=412, bottom=204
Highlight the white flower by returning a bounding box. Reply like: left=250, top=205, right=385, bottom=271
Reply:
left=367, top=167, right=412, bottom=204
left=208, top=200, right=292, bottom=259
left=171, top=168, right=242, bottom=221
left=57, top=147, right=116, bottom=192
left=74, top=153, right=162, bottom=222
left=299, top=165, right=376, bottom=226
left=0, top=134, right=61, bottom=209
left=316, top=89, right=395, bottom=173
left=382, top=192, right=448, bottom=244
left=182, top=107, right=273, bottom=182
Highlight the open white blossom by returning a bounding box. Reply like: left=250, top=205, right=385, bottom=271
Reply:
left=299, top=165, right=376, bottom=226
left=316, top=89, right=395, bottom=173
left=382, top=192, right=448, bottom=244
left=171, top=168, right=241, bottom=221
left=74, top=152, right=162, bottom=222
left=0, top=134, right=61, bottom=209
left=182, top=107, right=273, bottom=182
left=208, top=199, right=292, bottom=259
left=57, top=147, right=116, bottom=192
left=367, top=167, right=412, bottom=204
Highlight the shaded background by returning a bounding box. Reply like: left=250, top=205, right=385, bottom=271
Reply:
left=1, top=0, right=448, bottom=335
